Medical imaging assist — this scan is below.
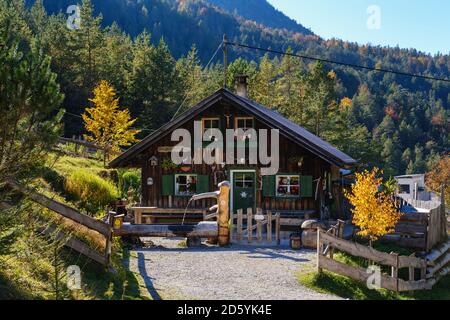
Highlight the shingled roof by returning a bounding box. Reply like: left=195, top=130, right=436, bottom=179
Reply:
left=109, top=88, right=357, bottom=168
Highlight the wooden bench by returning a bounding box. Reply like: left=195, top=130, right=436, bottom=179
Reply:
left=131, top=207, right=208, bottom=225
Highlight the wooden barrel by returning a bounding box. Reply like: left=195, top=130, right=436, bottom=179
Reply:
left=301, top=229, right=318, bottom=249
left=289, top=232, right=302, bottom=250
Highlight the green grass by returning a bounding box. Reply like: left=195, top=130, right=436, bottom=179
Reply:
left=49, top=154, right=106, bottom=177
left=0, top=153, right=149, bottom=300
left=297, top=270, right=450, bottom=300
left=0, top=232, right=151, bottom=300
left=296, top=240, right=449, bottom=300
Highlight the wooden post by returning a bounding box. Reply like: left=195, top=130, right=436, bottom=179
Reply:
left=168, top=195, right=173, bottom=208
left=247, top=208, right=253, bottom=243
left=218, top=181, right=231, bottom=247
left=267, top=211, right=272, bottom=243
left=391, top=253, right=399, bottom=292
left=256, top=208, right=263, bottom=243
left=440, top=185, right=446, bottom=241
left=275, top=213, right=281, bottom=245
left=134, top=209, right=142, bottom=225
left=317, top=229, right=323, bottom=274
left=237, top=209, right=243, bottom=242
left=104, top=212, right=114, bottom=267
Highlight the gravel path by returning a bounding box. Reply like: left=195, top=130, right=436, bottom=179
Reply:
left=127, top=238, right=339, bottom=300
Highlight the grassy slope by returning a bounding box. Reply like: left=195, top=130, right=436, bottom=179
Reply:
left=0, top=153, right=149, bottom=300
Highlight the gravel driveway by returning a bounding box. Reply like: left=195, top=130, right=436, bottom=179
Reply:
left=126, top=238, right=338, bottom=300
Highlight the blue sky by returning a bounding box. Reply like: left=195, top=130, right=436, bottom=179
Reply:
left=267, top=0, right=450, bottom=55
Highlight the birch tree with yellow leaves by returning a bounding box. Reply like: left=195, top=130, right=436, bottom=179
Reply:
left=345, top=168, right=401, bottom=246
left=82, top=80, right=140, bottom=165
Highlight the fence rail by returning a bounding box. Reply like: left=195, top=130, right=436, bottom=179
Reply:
left=317, top=231, right=449, bottom=292
left=386, top=190, right=447, bottom=251
left=6, top=180, right=113, bottom=266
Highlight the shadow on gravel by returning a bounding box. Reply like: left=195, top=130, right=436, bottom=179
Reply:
left=137, top=252, right=162, bottom=300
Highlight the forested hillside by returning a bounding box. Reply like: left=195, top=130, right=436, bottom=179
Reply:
left=13, top=0, right=450, bottom=177
left=205, top=0, right=314, bottom=35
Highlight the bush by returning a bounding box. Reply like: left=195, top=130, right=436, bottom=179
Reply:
left=118, top=170, right=141, bottom=198
left=65, top=169, right=119, bottom=216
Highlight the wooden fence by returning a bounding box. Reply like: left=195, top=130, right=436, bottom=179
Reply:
left=385, top=191, right=447, bottom=251
left=6, top=180, right=113, bottom=266
left=317, top=230, right=449, bottom=292
left=230, top=208, right=281, bottom=245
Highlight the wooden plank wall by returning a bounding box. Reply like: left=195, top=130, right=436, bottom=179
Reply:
left=137, top=102, right=332, bottom=214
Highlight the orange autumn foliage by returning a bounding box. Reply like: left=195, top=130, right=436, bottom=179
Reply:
left=426, top=154, right=450, bottom=205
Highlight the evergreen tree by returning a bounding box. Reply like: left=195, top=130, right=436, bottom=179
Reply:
left=129, top=36, right=181, bottom=130
left=176, top=45, right=209, bottom=112
left=253, top=54, right=279, bottom=108
left=0, top=4, right=64, bottom=183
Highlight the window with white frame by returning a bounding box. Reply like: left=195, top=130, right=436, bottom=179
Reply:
left=175, top=174, right=197, bottom=196
left=276, top=175, right=300, bottom=197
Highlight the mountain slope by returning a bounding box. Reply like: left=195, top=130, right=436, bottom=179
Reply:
left=33, top=0, right=318, bottom=62
left=205, top=0, right=314, bottom=35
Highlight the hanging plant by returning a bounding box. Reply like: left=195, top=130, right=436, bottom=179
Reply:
left=161, top=158, right=178, bottom=171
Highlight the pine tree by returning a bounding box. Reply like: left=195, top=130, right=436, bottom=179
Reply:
left=301, top=62, right=337, bottom=137
left=0, top=12, right=64, bottom=183
left=129, top=37, right=182, bottom=130
left=253, top=54, right=279, bottom=108
left=276, top=48, right=303, bottom=123
left=176, top=45, right=209, bottom=112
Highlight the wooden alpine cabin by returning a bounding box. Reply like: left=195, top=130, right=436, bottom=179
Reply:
left=110, top=76, right=357, bottom=223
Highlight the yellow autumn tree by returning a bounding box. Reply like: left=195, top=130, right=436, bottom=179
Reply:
left=345, top=168, right=401, bottom=245
left=426, top=154, right=449, bottom=205
left=83, top=81, right=140, bottom=165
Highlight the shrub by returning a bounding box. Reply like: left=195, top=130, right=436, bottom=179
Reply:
left=65, top=169, right=119, bottom=216
left=118, top=170, right=141, bottom=198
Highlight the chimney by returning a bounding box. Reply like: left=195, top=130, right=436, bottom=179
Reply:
left=235, top=75, right=248, bottom=98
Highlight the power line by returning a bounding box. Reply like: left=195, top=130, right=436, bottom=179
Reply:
left=171, top=41, right=224, bottom=121
left=225, top=41, right=450, bottom=84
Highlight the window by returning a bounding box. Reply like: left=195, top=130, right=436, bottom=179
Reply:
left=399, top=184, right=410, bottom=194
left=175, top=174, right=197, bottom=196
left=202, top=118, right=220, bottom=136
left=234, top=173, right=254, bottom=188
left=235, top=117, right=254, bottom=130
left=276, top=175, right=300, bottom=197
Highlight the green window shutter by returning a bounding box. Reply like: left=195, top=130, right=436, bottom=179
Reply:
left=262, top=175, right=276, bottom=197
left=162, top=175, right=174, bottom=196
left=301, top=175, right=313, bottom=198
left=196, top=175, right=209, bottom=194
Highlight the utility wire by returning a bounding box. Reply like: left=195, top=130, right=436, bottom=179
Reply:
left=171, top=41, right=224, bottom=121
left=225, top=41, right=450, bottom=84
